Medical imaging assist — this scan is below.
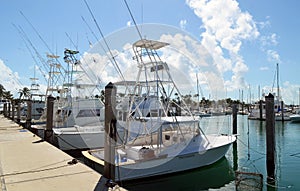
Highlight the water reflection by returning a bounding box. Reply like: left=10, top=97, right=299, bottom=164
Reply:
left=121, top=157, right=235, bottom=191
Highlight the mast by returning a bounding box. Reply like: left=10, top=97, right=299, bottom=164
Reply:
left=299, top=88, right=300, bottom=107
left=276, top=63, right=280, bottom=100
left=196, top=73, right=200, bottom=108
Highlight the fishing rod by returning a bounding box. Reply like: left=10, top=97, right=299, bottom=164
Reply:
left=81, top=15, right=119, bottom=89
left=83, top=0, right=126, bottom=83
left=123, top=0, right=143, bottom=40
left=19, top=11, right=67, bottom=75
left=14, top=24, right=66, bottom=89
left=13, top=24, right=49, bottom=82
left=20, top=11, right=56, bottom=60
left=18, top=32, right=48, bottom=84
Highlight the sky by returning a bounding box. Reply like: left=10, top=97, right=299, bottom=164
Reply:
left=0, top=0, right=300, bottom=105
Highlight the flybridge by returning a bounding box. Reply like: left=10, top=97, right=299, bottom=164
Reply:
left=133, top=39, right=169, bottom=50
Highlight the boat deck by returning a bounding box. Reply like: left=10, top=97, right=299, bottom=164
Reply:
left=0, top=115, right=126, bottom=191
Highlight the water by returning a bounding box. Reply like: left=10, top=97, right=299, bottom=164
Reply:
left=120, top=115, right=300, bottom=191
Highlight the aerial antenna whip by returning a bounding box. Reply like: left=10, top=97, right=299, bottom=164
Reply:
left=83, top=0, right=126, bottom=82
left=123, top=0, right=143, bottom=40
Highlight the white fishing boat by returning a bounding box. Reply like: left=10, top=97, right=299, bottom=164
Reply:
left=290, top=110, right=300, bottom=123
left=53, top=97, right=105, bottom=150
left=52, top=51, right=107, bottom=150
left=31, top=50, right=107, bottom=150
left=82, top=39, right=236, bottom=181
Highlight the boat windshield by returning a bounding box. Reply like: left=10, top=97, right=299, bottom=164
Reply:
left=76, top=109, right=101, bottom=118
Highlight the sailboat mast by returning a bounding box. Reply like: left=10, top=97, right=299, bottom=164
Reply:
left=196, top=73, right=200, bottom=104
left=277, top=63, right=280, bottom=100
left=299, top=88, right=300, bottom=107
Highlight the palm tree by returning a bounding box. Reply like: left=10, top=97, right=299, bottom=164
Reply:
left=18, top=87, right=31, bottom=100
left=0, top=84, right=5, bottom=98
left=3, top=91, right=13, bottom=100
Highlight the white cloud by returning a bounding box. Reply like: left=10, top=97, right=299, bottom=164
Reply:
left=281, top=81, right=300, bottom=105
left=179, top=19, right=187, bottom=30
left=159, top=33, right=226, bottom=98
left=260, top=33, right=278, bottom=48
left=267, top=49, right=280, bottom=63
left=186, top=0, right=259, bottom=93
left=0, top=59, right=23, bottom=97
left=257, top=16, right=271, bottom=30
left=126, top=21, right=132, bottom=27
left=258, top=17, right=281, bottom=65
left=259, top=66, right=269, bottom=71
left=269, top=33, right=278, bottom=46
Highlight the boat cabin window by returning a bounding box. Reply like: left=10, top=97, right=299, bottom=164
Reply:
left=76, top=109, right=100, bottom=118
left=56, top=109, right=72, bottom=117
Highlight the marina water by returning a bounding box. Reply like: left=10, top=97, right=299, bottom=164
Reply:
left=120, top=115, right=300, bottom=191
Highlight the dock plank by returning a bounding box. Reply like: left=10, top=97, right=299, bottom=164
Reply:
left=0, top=115, right=126, bottom=191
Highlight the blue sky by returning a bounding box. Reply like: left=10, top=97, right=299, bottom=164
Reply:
left=0, top=0, right=299, bottom=104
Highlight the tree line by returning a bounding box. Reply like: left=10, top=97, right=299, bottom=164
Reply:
left=0, top=84, right=31, bottom=100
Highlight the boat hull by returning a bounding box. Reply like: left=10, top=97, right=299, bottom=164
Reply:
left=290, top=114, right=300, bottom=123
left=54, top=128, right=104, bottom=150
left=83, top=135, right=235, bottom=181
left=118, top=142, right=232, bottom=181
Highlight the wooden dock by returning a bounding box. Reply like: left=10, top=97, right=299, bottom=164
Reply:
left=0, top=115, right=126, bottom=191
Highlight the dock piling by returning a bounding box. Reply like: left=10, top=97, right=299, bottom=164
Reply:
left=259, top=100, right=263, bottom=120
left=232, top=104, right=238, bottom=171
left=104, top=82, right=117, bottom=182
left=44, top=96, right=54, bottom=143
left=8, top=102, right=11, bottom=119
left=16, top=100, right=21, bottom=123
left=26, top=100, right=32, bottom=129
left=11, top=100, right=15, bottom=121
left=265, top=93, right=276, bottom=182
left=3, top=103, right=7, bottom=117
left=281, top=101, right=284, bottom=122
left=232, top=104, right=237, bottom=135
